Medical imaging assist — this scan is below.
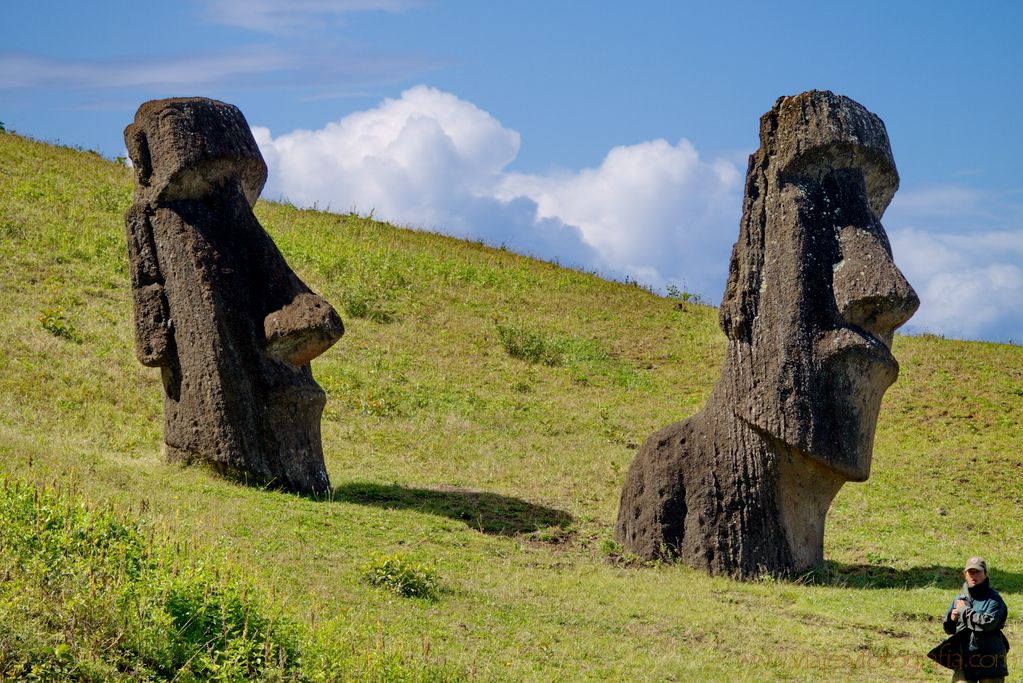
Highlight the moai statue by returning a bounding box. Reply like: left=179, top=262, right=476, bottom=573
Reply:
left=615, top=91, right=919, bottom=577
left=124, top=97, right=343, bottom=495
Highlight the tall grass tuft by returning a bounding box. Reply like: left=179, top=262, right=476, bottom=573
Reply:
left=361, top=553, right=440, bottom=599
left=495, top=321, right=565, bottom=366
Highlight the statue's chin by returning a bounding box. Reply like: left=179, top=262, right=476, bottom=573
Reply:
left=728, top=326, right=898, bottom=483
left=802, top=442, right=872, bottom=483
left=807, top=327, right=900, bottom=481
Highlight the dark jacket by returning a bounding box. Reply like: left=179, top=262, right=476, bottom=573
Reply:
left=943, top=578, right=1009, bottom=679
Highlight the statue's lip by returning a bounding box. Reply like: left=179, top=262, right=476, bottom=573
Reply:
left=816, top=326, right=899, bottom=376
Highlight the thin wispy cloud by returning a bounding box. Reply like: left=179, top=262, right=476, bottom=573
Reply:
left=887, top=185, right=1008, bottom=227
left=890, top=185, right=987, bottom=216
left=887, top=184, right=1023, bottom=232
left=0, top=45, right=437, bottom=95
left=194, top=0, right=423, bottom=34
left=0, top=1, right=437, bottom=97
left=0, top=48, right=294, bottom=91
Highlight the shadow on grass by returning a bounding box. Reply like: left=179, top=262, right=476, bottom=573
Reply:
left=803, top=561, right=1023, bottom=593
left=329, top=482, right=573, bottom=536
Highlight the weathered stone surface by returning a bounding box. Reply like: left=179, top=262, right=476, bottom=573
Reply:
left=124, top=97, right=343, bottom=495
left=615, top=91, right=919, bottom=578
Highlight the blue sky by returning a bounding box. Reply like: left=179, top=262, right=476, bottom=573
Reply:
left=3, top=1, right=1021, bottom=343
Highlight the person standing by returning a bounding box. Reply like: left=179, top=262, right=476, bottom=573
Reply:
left=942, top=557, right=1009, bottom=682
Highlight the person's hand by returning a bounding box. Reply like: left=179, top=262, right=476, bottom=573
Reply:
left=951, top=608, right=959, bottom=621
left=956, top=599, right=967, bottom=611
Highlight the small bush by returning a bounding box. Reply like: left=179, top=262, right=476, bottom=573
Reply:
left=361, top=554, right=439, bottom=599
left=598, top=538, right=623, bottom=557
left=495, top=321, right=564, bottom=366
left=666, top=283, right=704, bottom=310
left=598, top=538, right=644, bottom=567
left=342, top=285, right=393, bottom=323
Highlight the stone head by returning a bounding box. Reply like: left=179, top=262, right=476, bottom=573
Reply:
left=719, top=91, right=919, bottom=481
left=125, top=98, right=267, bottom=206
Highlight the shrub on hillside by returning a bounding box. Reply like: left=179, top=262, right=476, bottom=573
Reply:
left=495, top=321, right=565, bottom=366
left=361, top=554, right=439, bottom=599
left=342, top=284, right=394, bottom=323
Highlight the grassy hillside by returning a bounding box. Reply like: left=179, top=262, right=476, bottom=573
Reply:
left=1, top=130, right=1021, bottom=681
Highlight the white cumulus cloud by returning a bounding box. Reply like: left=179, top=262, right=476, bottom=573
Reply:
left=253, top=85, right=742, bottom=299
left=500, top=139, right=741, bottom=292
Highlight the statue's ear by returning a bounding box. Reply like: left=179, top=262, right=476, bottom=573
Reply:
left=718, top=246, right=748, bottom=341
left=718, top=156, right=769, bottom=344
left=124, top=124, right=152, bottom=187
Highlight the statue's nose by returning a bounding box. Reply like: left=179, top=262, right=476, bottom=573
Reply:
left=832, top=225, right=919, bottom=347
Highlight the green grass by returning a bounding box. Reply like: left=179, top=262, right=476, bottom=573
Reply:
left=0, top=479, right=302, bottom=680
left=1, top=130, right=1021, bottom=681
